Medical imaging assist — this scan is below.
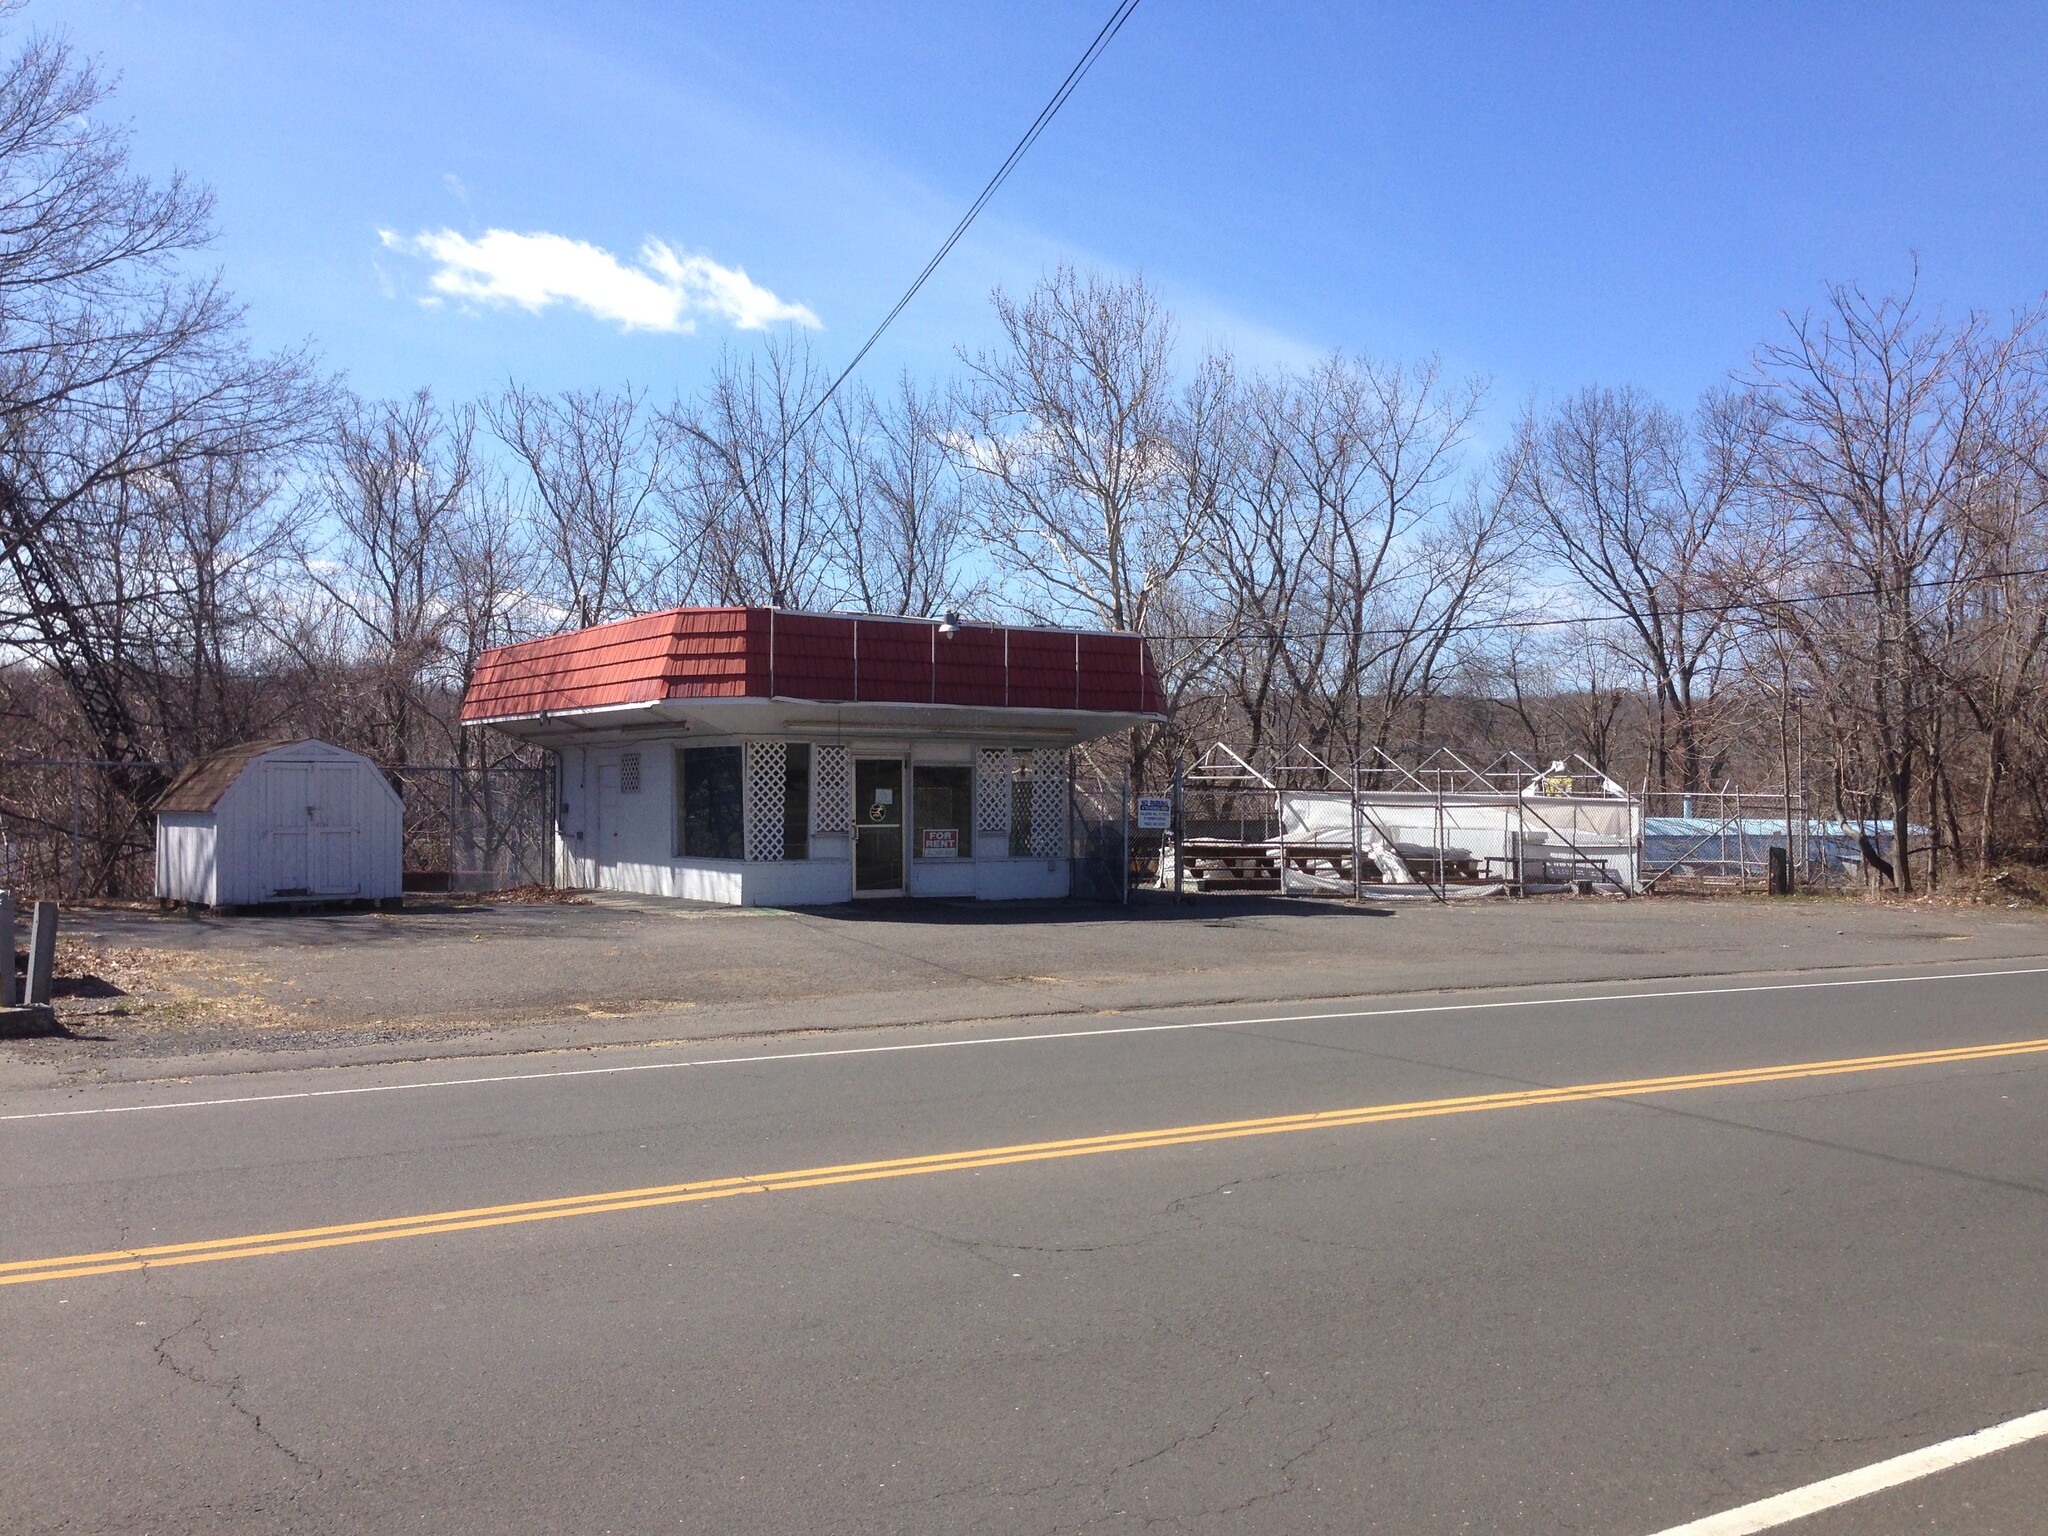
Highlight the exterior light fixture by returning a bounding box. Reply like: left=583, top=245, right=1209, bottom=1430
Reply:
left=938, top=611, right=961, bottom=636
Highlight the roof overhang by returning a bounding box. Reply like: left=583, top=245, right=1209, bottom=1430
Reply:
left=468, top=695, right=1161, bottom=747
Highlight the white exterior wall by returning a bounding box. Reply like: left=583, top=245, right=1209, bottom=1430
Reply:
left=972, top=857, right=1069, bottom=900
left=158, top=741, right=404, bottom=906
left=555, top=733, right=1071, bottom=907
left=154, top=816, right=218, bottom=905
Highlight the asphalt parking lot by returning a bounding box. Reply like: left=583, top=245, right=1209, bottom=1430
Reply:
left=10, top=890, right=2048, bottom=1084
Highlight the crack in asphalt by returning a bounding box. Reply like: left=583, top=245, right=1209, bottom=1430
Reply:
left=150, top=1305, right=324, bottom=1489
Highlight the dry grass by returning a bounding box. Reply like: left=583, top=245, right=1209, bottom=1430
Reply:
left=481, top=883, right=592, bottom=905
left=1839, top=864, right=2048, bottom=910
left=48, top=935, right=300, bottom=1032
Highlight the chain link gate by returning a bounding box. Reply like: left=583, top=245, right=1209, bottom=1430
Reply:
left=1068, top=766, right=1131, bottom=903
left=390, top=762, right=555, bottom=893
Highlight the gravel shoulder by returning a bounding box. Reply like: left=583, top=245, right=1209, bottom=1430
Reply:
left=7, top=889, right=2048, bottom=1088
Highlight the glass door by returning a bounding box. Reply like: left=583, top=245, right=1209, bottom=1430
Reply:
left=854, top=759, right=905, bottom=894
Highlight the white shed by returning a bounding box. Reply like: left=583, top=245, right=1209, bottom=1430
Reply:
left=153, top=739, right=404, bottom=909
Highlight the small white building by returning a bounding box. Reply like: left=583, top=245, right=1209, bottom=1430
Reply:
left=460, top=606, right=1165, bottom=906
left=153, top=739, right=404, bottom=910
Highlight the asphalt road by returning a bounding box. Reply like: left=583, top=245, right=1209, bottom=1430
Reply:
left=4, top=961, right=2047, bottom=1534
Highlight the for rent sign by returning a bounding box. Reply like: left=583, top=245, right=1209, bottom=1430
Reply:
left=922, top=828, right=959, bottom=857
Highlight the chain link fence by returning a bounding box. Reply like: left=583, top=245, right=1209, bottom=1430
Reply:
left=1069, top=767, right=1134, bottom=902
left=0, top=755, right=556, bottom=901
left=1639, top=791, right=1882, bottom=893
left=390, top=763, right=555, bottom=893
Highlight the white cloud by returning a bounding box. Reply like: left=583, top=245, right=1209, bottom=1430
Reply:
left=378, top=227, right=820, bottom=334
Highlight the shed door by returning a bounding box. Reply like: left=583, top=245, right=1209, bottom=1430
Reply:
left=264, top=763, right=312, bottom=896
left=261, top=761, right=360, bottom=897
left=311, top=764, right=358, bottom=895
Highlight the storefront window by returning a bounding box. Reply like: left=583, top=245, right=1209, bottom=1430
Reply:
left=913, top=764, right=974, bottom=860
left=676, top=745, right=744, bottom=860
left=783, top=744, right=811, bottom=860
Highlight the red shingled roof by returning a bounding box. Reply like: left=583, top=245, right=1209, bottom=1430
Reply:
left=460, top=607, right=1167, bottom=723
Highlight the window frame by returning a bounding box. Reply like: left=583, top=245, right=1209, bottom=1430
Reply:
left=782, top=743, right=811, bottom=862
left=911, top=763, right=975, bottom=861
left=674, top=744, right=746, bottom=861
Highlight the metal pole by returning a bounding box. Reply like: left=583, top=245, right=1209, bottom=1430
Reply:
left=1350, top=755, right=1363, bottom=903
left=1172, top=761, right=1185, bottom=903
left=1274, top=776, right=1286, bottom=896
left=1119, top=773, right=1130, bottom=906
left=1781, top=680, right=1797, bottom=894
left=1434, top=775, right=1448, bottom=904
left=1518, top=793, right=1529, bottom=895
left=546, top=753, right=559, bottom=890
left=1795, top=705, right=1807, bottom=884
left=68, top=762, right=81, bottom=900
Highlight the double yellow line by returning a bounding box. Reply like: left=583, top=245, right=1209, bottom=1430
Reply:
left=7, top=1034, right=2046, bottom=1289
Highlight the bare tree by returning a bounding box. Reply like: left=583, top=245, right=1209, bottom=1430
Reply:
left=1748, top=279, right=2033, bottom=890
left=0, top=12, right=317, bottom=784
left=824, top=376, right=985, bottom=616
left=489, top=382, right=663, bottom=629
left=1932, top=366, right=2048, bottom=869
left=958, top=265, right=1193, bottom=634
left=1509, top=384, right=1756, bottom=792
left=305, top=391, right=479, bottom=765
left=664, top=336, right=836, bottom=609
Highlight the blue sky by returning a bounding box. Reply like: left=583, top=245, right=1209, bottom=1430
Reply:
left=37, top=1, right=2048, bottom=428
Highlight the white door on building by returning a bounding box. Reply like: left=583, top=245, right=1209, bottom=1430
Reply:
left=595, top=762, right=621, bottom=863
left=263, top=762, right=312, bottom=895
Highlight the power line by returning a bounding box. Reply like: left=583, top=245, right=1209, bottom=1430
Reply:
left=789, top=0, right=1144, bottom=441
left=1161, top=563, right=2048, bottom=649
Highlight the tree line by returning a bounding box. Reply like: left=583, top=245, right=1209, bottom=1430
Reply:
left=4, top=15, right=2047, bottom=895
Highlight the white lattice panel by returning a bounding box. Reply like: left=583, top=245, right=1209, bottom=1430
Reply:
left=1029, top=749, right=1066, bottom=859
left=976, top=749, right=1011, bottom=837
left=812, top=744, right=851, bottom=834
left=619, top=750, right=642, bottom=794
left=744, top=741, right=785, bottom=861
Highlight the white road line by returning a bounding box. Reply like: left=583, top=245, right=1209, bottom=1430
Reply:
left=4, top=963, right=2047, bottom=1125
left=1645, top=1404, right=2048, bottom=1534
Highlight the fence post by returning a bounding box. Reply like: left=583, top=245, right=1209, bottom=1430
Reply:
left=1119, top=774, right=1130, bottom=906
left=1172, top=762, right=1185, bottom=903
left=25, top=899, right=57, bottom=1007
left=1350, top=757, right=1363, bottom=903
left=0, top=891, right=15, bottom=1007
left=546, top=753, right=559, bottom=890
left=68, top=762, right=81, bottom=900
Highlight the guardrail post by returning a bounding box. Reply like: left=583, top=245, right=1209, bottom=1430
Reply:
left=26, top=899, right=57, bottom=1006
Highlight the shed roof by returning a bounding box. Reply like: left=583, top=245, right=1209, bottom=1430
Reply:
left=153, top=739, right=312, bottom=813
left=460, top=606, right=1167, bottom=725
